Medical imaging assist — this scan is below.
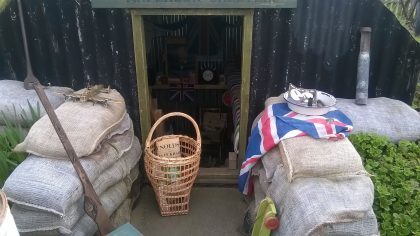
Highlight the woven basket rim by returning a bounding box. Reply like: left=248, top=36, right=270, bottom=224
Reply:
left=146, top=112, right=201, bottom=146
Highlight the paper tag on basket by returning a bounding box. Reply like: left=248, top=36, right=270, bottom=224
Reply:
left=156, top=137, right=181, bottom=158
left=165, top=167, right=181, bottom=183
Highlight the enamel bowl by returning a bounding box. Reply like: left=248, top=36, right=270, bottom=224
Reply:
left=283, top=91, right=336, bottom=116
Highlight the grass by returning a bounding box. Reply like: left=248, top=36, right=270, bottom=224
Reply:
left=0, top=0, right=11, bottom=13
left=381, top=0, right=420, bottom=43
left=0, top=101, right=41, bottom=186
left=412, top=82, right=420, bottom=111
left=349, top=133, right=419, bottom=235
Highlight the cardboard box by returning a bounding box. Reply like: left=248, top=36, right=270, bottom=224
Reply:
left=202, top=112, right=227, bottom=142
left=228, top=152, right=237, bottom=170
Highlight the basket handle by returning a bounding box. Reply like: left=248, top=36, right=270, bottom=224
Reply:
left=146, top=112, right=201, bottom=147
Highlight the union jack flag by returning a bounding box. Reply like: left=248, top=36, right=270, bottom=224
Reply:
left=169, top=84, right=195, bottom=102
left=239, top=103, right=353, bottom=195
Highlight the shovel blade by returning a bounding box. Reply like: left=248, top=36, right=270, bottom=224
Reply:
left=23, top=74, right=38, bottom=90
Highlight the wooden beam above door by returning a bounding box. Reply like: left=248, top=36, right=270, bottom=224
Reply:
left=92, top=0, right=297, bottom=9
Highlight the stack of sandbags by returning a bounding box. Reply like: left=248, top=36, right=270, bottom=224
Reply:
left=250, top=138, right=379, bottom=235
left=3, top=89, right=141, bottom=235
left=247, top=95, right=379, bottom=235
left=0, top=80, right=72, bottom=131
left=267, top=137, right=378, bottom=235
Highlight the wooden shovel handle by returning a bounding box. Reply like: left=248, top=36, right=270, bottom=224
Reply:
left=32, top=82, right=113, bottom=235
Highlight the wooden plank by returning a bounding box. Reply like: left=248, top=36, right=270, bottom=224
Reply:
left=92, top=0, right=297, bottom=9
left=195, top=178, right=237, bottom=185
left=143, top=167, right=239, bottom=184
left=131, top=11, right=151, bottom=144
left=152, top=109, right=164, bottom=137
left=238, top=10, right=253, bottom=164
left=196, top=167, right=238, bottom=185
left=135, top=8, right=251, bottom=16
left=198, top=167, right=239, bottom=179
left=150, top=84, right=228, bottom=90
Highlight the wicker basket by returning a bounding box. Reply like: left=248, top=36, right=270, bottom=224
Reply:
left=145, top=112, right=201, bottom=216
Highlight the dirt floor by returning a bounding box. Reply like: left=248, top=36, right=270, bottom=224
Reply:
left=131, top=186, right=248, bottom=236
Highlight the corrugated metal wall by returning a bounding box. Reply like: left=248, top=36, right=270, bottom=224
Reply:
left=0, top=0, right=418, bottom=138
left=0, top=0, right=141, bottom=133
left=249, top=0, right=420, bottom=128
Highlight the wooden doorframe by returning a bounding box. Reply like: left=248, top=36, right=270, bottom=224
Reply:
left=131, top=9, right=253, bottom=167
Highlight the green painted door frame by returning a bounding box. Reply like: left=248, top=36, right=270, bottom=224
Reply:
left=131, top=9, right=253, bottom=164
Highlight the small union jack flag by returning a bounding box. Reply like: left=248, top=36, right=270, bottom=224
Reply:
left=239, top=103, right=353, bottom=195
left=169, top=84, right=195, bottom=102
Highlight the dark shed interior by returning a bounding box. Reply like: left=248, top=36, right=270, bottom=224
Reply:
left=144, top=15, right=243, bottom=167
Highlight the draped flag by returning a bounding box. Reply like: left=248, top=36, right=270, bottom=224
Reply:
left=239, top=103, right=353, bottom=195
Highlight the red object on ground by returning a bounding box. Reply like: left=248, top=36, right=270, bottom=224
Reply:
left=264, top=216, right=280, bottom=230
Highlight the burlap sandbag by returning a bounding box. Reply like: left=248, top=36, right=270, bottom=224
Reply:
left=12, top=162, right=139, bottom=234
left=19, top=169, right=136, bottom=236
left=257, top=167, right=270, bottom=193
left=336, top=97, right=420, bottom=142
left=0, top=80, right=73, bottom=127
left=279, top=136, right=367, bottom=182
left=249, top=163, right=270, bottom=224
left=14, top=88, right=126, bottom=159
left=308, top=208, right=378, bottom=236
left=70, top=178, right=134, bottom=236
left=251, top=162, right=267, bottom=204
left=4, top=118, right=134, bottom=216
left=267, top=166, right=376, bottom=236
left=269, top=208, right=378, bottom=236
left=250, top=166, right=378, bottom=236
left=251, top=95, right=286, bottom=181
left=251, top=162, right=270, bottom=193
left=110, top=198, right=132, bottom=228
left=250, top=179, right=378, bottom=235
left=251, top=176, right=266, bottom=221
left=261, top=145, right=282, bottom=182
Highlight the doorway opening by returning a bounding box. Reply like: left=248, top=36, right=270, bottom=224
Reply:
left=132, top=9, right=253, bottom=180
left=144, top=15, right=242, bottom=168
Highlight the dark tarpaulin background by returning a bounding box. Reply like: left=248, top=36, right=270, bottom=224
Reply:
left=0, top=0, right=419, bottom=138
